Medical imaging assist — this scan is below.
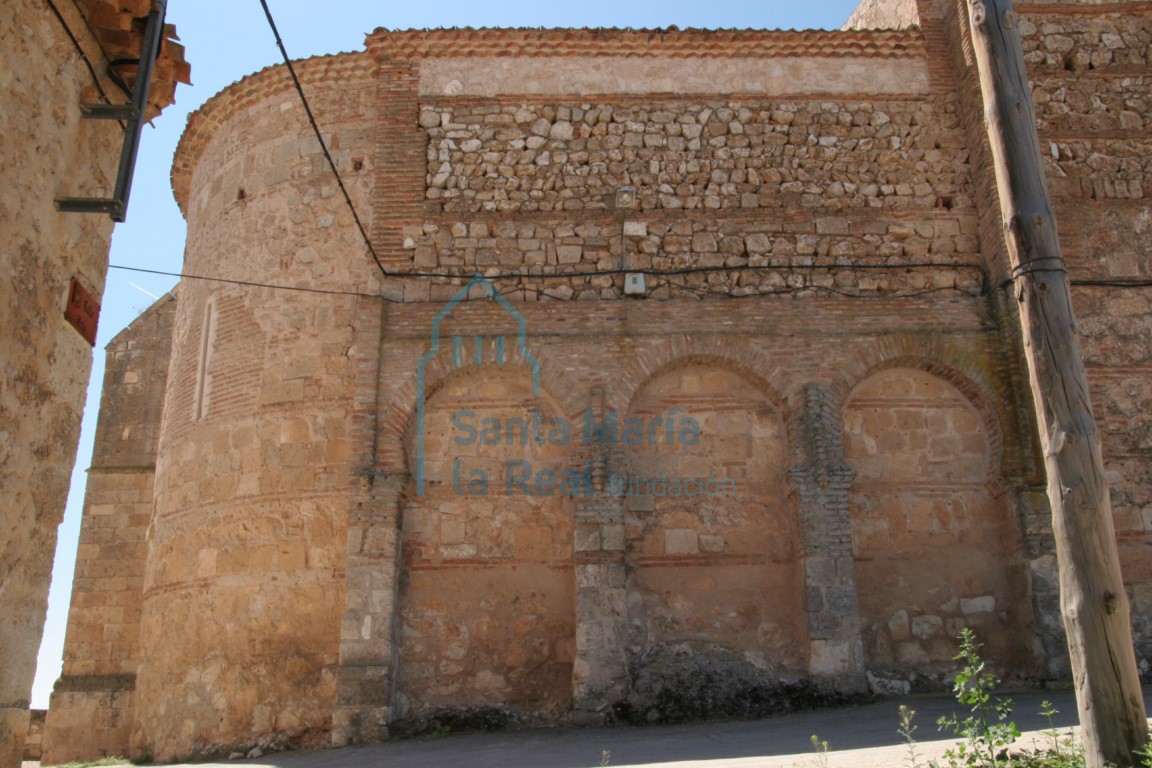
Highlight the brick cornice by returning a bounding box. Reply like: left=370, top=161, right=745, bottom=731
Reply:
left=170, top=51, right=373, bottom=217
left=365, top=26, right=927, bottom=61
left=1016, top=1, right=1152, bottom=13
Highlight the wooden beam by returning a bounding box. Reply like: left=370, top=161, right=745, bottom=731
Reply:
left=964, top=0, right=1148, bottom=765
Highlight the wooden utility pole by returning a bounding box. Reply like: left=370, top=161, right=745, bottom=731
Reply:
left=965, top=0, right=1148, bottom=764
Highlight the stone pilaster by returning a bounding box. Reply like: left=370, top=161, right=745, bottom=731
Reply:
left=571, top=388, right=630, bottom=723
left=572, top=494, right=629, bottom=723
left=1015, top=486, right=1069, bottom=679
left=333, top=473, right=405, bottom=745
left=789, top=385, right=866, bottom=692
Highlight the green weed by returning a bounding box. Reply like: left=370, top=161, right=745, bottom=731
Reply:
left=810, top=734, right=830, bottom=768
left=936, top=628, right=1020, bottom=766
left=899, top=704, right=923, bottom=768
left=54, top=757, right=131, bottom=768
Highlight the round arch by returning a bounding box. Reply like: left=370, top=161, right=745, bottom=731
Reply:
left=832, top=354, right=1006, bottom=483
left=393, top=362, right=577, bottom=721
left=617, top=357, right=809, bottom=718
left=840, top=361, right=1037, bottom=684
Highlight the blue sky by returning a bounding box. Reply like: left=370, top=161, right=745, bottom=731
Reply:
left=33, top=0, right=864, bottom=708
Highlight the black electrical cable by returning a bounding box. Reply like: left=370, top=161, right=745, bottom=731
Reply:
left=391, top=260, right=987, bottom=281
left=109, top=264, right=400, bottom=301
left=1072, top=278, right=1152, bottom=288
left=998, top=275, right=1152, bottom=291
left=657, top=275, right=982, bottom=301
left=109, top=264, right=984, bottom=305
left=256, top=0, right=390, bottom=281
left=106, top=58, right=140, bottom=101
left=67, top=0, right=137, bottom=95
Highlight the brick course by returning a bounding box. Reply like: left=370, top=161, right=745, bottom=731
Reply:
left=48, top=2, right=1152, bottom=760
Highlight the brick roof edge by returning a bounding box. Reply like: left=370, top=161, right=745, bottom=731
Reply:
left=74, top=0, right=191, bottom=119
left=365, top=26, right=926, bottom=60
left=170, top=51, right=373, bottom=218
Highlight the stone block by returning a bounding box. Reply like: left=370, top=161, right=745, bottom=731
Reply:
left=888, top=609, right=910, bottom=641
left=664, top=529, right=699, bottom=555
left=556, top=245, right=583, bottom=263
left=911, top=615, right=943, bottom=640
left=960, top=595, right=996, bottom=615
left=809, top=639, right=851, bottom=676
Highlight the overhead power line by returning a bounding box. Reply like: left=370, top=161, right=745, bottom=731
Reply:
left=110, top=264, right=394, bottom=301
left=242, top=3, right=1152, bottom=304
left=256, top=0, right=390, bottom=280
left=109, top=263, right=985, bottom=303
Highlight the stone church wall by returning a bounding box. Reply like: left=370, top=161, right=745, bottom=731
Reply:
left=42, top=296, right=176, bottom=764
left=0, top=5, right=121, bottom=763
left=0, top=1, right=186, bottom=765
left=365, top=296, right=1038, bottom=729
left=46, top=1, right=1152, bottom=761
left=1017, top=0, right=1152, bottom=669
left=129, top=54, right=379, bottom=761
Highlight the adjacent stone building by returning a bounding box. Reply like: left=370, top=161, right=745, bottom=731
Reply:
left=0, top=2, right=187, bottom=766
left=45, top=0, right=1152, bottom=762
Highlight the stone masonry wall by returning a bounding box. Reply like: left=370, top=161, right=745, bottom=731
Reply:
left=345, top=26, right=1052, bottom=735
left=404, top=97, right=982, bottom=299
left=54, top=12, right=1152, bottom=760
left=131, top=55, right=377, bottom=762
left=1019, top=2, right=1152, bottom=670
left=843, top=367, right=1036, bottom=690
left=42, top=296, right=176, bottom=764
left=421, top=100, right=971, bottom=214
left=398, top=371, right=576, bottom=722
left=623, top=365, right=808, bottom=721
left=1, top=4, right=125, bottom=766
left=0, top=1, right=185, bottom=764
left=369, top=294, right=1038, bottom=725
left=22, top=710, right=45, bottom=762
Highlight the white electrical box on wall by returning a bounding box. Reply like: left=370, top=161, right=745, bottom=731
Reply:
left=624, top=273, right=646, bottom=296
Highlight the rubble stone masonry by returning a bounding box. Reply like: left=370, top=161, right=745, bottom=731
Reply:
left=0, top=1, right=185, bottom=766
left=44, top=0, right=1152, bottom=761
left=41, top=296, right=175, bottom=764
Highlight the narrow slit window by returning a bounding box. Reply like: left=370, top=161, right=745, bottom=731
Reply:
left=193, top=299, right=217, bottom=421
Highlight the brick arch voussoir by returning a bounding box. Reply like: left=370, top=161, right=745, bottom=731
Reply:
left=833, top=351, right=1006, bottom=483
left=615, top=341, right=809, bottom=481
left=379, top=349, right=583, bottom=475
left=613, top=337, right=791, bottom=416
left=619, top=348, right=792, bottom=457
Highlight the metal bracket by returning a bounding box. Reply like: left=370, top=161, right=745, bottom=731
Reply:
left=54, top=197, right=124, bottom=218
left=54, top=1, right=167, bottom=223
left=79, top=103, right=140, bottom=121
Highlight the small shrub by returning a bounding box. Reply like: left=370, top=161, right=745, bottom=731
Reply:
left=1135, top=738, right=1152, bottom=768
left=899, top=705, right=923, bottom=767
left=56, top=758, right=131, bottom=768
left=936, top=628, right=1019, bottom=766
left=810, top=734, right=830, bottom=768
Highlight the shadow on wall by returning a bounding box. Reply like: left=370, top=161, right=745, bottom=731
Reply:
left=843, top=367, right=1037, bottom=690
left=23, top=710, right=46, bottom=761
